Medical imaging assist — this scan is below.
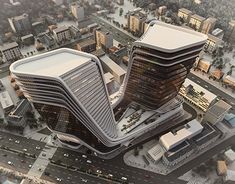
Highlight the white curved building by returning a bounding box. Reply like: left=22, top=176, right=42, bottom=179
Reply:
left=10, top=21, right=207, bottom=157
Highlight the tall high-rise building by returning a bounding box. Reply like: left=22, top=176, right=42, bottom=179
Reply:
left=201, top=17, right=217, bottom=34
left=10, top=21, right=207, bottom=157
left=95, top=27, right=113, bottom=50
left=8, top=13, right=31, bottom=35
left=123, top=21, right=207, bottom=109
left=127, top=9, right=147, bottom=36
left=71, top=2, right=85, bottom=21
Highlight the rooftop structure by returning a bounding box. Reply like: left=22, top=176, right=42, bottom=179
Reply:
left=76, top=39, right=96, bottom=53
left=160, top=119, right=203, bottom=151
left=100, top=55, right=126, bottom=84
left=179, top=78, right=217, bottom=112
left=225, top=149, right=235, bottom=163
left=147, top=144, right=164, bottom=163
left=204, top=100, right=231, bottom=124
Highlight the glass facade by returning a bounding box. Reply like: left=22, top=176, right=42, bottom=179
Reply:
left=124, top=45, right=203, bottom=109
left=34, top=103, right=120, bottom=153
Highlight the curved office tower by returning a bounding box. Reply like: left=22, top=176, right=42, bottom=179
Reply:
left=10, top=21, right=207, bottom=157
left=123, top=21, right=207, bottom=109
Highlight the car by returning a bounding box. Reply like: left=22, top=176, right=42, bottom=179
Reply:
left=29, top=165, right=32, bottom=168
left=7, top=161, right=13, bottom=165
left=23, top=148, right=27, bottom=152
left=38, top=168, right=42, bottom=171
left=63, top=153, right=69, bottom=157
left=15, top=140, right=20, bottom=144
left=0, top=137, right=3, bottom=140
left=108, top=174, right=113, bottom=178
left=86, top=160, right=92, bottom=164
left=21, top=160, right=25, bottom=163
left=96, top=170, right=102, bottom=174
left=75, top=158, right=78, bottom=161
left=2, top=154, right=7, bottom=157
left=82, top=155, right=87, bottom=158
left=36, top=146, right=41, bottom=150
left=42, top=153, right=46, bottom=157
left=56, top=178, right=62, bottom=182
left=81, top=178, right=88, bottom=182
left=121, top=177, right=128, bottom=181
left=9, top=138, right=13, bottom=141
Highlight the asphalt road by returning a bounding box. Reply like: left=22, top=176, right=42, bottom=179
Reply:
left=0, top=148, right=36, bottom=174
left=41, top=163, right=117, bottom=184
left=0, top=131, right=46, bottom=157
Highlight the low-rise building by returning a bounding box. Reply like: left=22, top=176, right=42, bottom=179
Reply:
left=196, top=59, right=211, bottom=73
left=212, top=28, right=224, bottom=39
left=0, top=42, right=22, bottom=62
left=76, top=39, right=96, bottom=53
left=201, top=17, right=217, bottom=34
left=210, top=69, right=224, bottom=80
left=69, top=25, right=81, bottom=39
left=189, top=14, right=205, bottom=32
left=224, top=75, right=235, bottom=88
left=0, top=90, right=14, bottom=114
left=70, top=2, right=84, bottom=21
left=217, top=161, right=227, bottom=176
left=204, top=100, right=231, bottom=125
left=21, top=34, right=34, bottom=45
left=109, top=46, right=127, bottom=65
left=100, top=55, right=126, bottom=84
left=32, top=21, right=46, bottom=35
left=224, top=20, right=235, bottom=46
left=37, top=32, right=55, bottom=47
left=157, top=6, right=167, bottom=16
left=52, top=0, right=63, bottom=5
left=178, top=8, right=192, bottom=24
left=95, top=27, right=113, bottom=50
left=147, top=144, right=164, bottom=164
left=160, top=119, right=203, bottom=151
left=179, top=78, right=217, bottom=112
left=225, top=149, right=235, bottom=163
left=53, top=26, right=72, bottom=43
left=204, top=34, right=224, bottom=53
left=116, top=0, right=124, bottom=5
left=6, top=99, right=32, bottom=127
left=225, top=170, right=235, bottom=183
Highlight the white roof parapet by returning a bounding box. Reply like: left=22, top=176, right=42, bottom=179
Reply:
left=137, top=20, right=207, bottom=53
left=10, top=49, right=92, bottom=77
left=160, top=119, right=203, bottom=151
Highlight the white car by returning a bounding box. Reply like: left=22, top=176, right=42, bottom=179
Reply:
left=82, top=155, right=87, bottom=158
left=7, top=161, right=13, bottom=165
left=96, top=170, right=102, bottom=174
left=121, top=177, right=127, bottom=181
left=81, top=178, right=88, bottom=182
left=29, top=165, right=32, bottom=168
left=15, top=140, right=20, bottom=144
left=56, top=178, right=62, bottom=182
left=86, top=160, right=92, bottom=164
left=36, top=146, right=41, bottom=150
left=23, top=149, right=27, bottom=152
left=63, top=153, right=69, bottom=157
left=108, top=174, right=113, bottom=178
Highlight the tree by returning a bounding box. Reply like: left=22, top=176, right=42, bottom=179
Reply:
left=119, top=8, right=123, bottom=16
